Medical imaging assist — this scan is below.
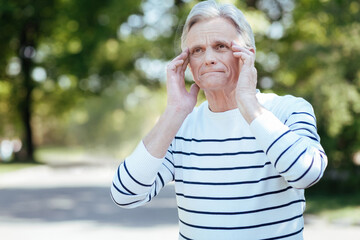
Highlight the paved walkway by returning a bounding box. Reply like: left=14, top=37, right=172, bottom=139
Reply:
left=0, top=163, right=359, bottom=240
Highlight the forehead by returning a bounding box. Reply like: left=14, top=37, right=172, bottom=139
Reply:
left=185, top=17, right=240, bottom=47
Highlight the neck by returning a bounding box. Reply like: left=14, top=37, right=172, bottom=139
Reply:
left=205, top=89, right=238, bottom=112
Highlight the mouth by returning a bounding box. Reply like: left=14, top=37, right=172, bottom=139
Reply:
left=201, top=71, right=225, bottom=76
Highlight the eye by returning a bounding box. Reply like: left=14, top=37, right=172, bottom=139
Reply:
left=192, top=48, right=203, bottom=55
left=216, top=44, right=227, bottom=50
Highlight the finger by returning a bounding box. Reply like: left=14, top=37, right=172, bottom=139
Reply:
left=189, top=83, right=200, bottom=98
left=181, top=54, right=190, bottom=73
left=231, top=41, right=254, bottom=54
left=233, top=52, right=253, bottom=65
left=232, top=46, right=253, bottom=57
left=173, top=48, right=189, bottom=62
left=167, top=59, right=184, bottom=71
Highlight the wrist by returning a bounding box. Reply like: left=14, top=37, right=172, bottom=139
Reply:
left=164, top=106, right=190, bottom=122
left=165, top=104, right=193, bottom=118
left=237, top=95, right=266, bottom=124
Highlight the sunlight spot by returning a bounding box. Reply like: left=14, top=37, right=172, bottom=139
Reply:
left=6, top=57, right=21, bottom=76
left=353, top=152, right=360, bottom=166
left=267, top=22, right=284, bottom=39
left=32, top=67, right=47, bottom=82
left=58, top=75, right=72, bottom=89
left=23, top=46, right=36, bottom=59
left=260, top=76, right=274, bottom=89
left=128, top=14, right=144, bottom=28
left=117, top=23, right=132, bottom=39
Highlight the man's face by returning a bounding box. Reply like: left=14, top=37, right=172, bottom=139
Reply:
left=185, top=17, right=242, bottom=92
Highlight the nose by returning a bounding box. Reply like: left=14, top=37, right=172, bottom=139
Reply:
left=204, top=49, right=217, bottom=65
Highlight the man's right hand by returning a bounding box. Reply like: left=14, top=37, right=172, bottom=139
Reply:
left=143, top=49, right=199, bottom=158
left=166, top=48, right=200, bottom=116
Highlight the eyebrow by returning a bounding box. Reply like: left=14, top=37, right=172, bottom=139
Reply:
left=213, top=39, right=231, bottom=46
left=189, top=39, right=231, bottom=52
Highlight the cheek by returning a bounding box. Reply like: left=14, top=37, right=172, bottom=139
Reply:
left=189, top=59, right=201, bottom=77
left=223, top=54, right=240, bottom=75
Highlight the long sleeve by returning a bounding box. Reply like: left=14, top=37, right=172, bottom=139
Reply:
left=249, top=98, right=327, bottom=189
left=110, top=141, right=175, bottom=208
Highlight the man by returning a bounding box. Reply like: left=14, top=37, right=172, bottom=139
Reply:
left=111, top=1, right=327, bottom=239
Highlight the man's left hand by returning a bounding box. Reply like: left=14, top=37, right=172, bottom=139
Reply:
left=231, top=41, right=265, bottom=123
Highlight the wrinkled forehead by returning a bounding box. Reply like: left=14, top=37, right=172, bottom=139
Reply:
left=185, top=17, right=243, bottom=48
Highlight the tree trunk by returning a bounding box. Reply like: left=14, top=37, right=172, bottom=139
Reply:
left=17, top=21, right=38, bottom=162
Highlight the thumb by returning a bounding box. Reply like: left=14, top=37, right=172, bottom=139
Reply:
left=189, top=83, right=200, bottom=98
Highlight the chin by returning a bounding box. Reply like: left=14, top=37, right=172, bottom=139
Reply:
left=197, top=78, right=229, bottom=91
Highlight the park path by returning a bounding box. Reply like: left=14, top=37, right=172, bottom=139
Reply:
left=0, top=162, right=359, bottom=240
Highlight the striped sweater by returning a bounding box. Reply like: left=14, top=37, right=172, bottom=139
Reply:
left=111, top=92, right=327, bottom=240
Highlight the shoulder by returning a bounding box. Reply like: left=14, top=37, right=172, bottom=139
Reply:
left=257, top=91, right=315, bottom=120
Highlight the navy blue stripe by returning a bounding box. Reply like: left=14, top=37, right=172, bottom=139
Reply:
left=292, top=127, right=315, bottom=136
left=288, top=121, right=317, bottom=130
left=110, top=191, right=141, bottom=207
left=279, top=149, right=307, bottom=174
left=261, top=227, right=304, bottom=240
left=288, top=155, right=315, bottom=183
left=117, top=166, right=136, bottom=195
left=176, top=186, right=293, bottom=200
left=178, top=199, right=305, bottom=215
left=112, top=182, right=132, bottom=196
left=179, top=232, right=193, bottom=240
left=301, top=135, right=318, bottom=142
left=175, top=136, right=256, bottom=142
left=123, top=161, right=152, bottom=187
left=175, top=175, right=281, bottom=186
left=266, top=130, right=291, bottom=155
left=293, top=128, right=319, bottom=141
left=153, top=184, right=158, bottom=198
left=162, top=163, right=175, bottom=181
left=179, top=213, right=303, bottom=230
left=172, top=150, right=263, bottom=157
left=174, top=161, right=272, bottom=171
left=147, top=192, right=152, bottom=203
left=274, top=138, right=301, bottom=168
left=164, top=157, right=175, bottom=168
left=157, top=172, right=165, bottom=188
left=306, top=155, right=325, bottom=188
left=284, top=111, right=316, bottom=125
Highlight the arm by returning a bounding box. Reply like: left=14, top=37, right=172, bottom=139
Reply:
left=231, top=41, right=327, bottom=189
left=249, top=100, right=327, bottom=189
left=111, top=49, right=199, bottom=208
left=144, top=48, right=200, bottom=158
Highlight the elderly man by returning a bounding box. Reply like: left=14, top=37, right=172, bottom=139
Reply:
left=111, top=1, right=327, bottom=239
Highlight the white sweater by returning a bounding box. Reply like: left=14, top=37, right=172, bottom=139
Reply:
left=111, top=92, right=327, bottom=240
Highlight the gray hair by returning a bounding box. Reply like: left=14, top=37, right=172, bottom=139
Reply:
left=180, top=0, right=256, bottom=51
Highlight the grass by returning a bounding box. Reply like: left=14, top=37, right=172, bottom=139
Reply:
left=305, top=193, right=360, bottom=224
left=0, top=146, right=87, bottom=174
left=34, top=146, right=87, bottom=164
left=0, top=162, right=41, bottom=174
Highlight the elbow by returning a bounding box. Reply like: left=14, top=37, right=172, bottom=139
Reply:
left=110, top=184, right=147, bottom=209
left=286, top=149, right=328, bottom=189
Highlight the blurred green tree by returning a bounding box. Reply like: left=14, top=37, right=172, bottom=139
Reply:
left=253, top=0, right=360, bottom=191
left=0, top=0, right=152, bottom=162
left=1, top=0, right=359, bottom=192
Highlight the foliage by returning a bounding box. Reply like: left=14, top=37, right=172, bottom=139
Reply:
left=269, top=0, right=360, bottom=184
left=0, top=0, right=360, bottom=190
